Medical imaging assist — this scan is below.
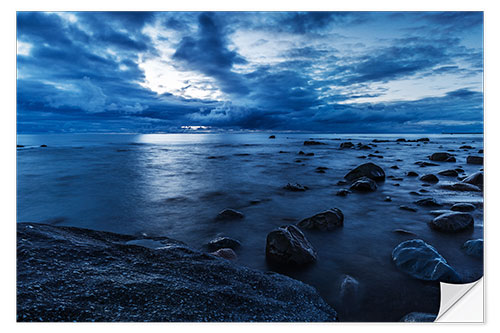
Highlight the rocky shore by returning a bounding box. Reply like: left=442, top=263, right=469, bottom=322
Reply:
left=17, top=223, right=337, bottom=322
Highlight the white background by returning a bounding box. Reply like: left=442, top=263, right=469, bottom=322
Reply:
left=1, top=0, right=498, bottom=331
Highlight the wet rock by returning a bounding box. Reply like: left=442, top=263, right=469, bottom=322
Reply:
left=419, top=189, right=429, bottom=193
left=438, top=169, right=459, bottom=177
left=297, top=208, right=344, bottom=231
left=344, top=162, right=385, bottom=181
left=279, top=151, right=288, bottom=154
left=269, top=135, right=276, bottom=139
left=216, top=209, right=245, bottom=221
left=339, top=275, right=359, bottom=306
left=305, top=152, right=314, bottom=156
left=392, top=239, right=461, bottom=283
left=451, top=203, right=476, bottom=212
left=358, top=144, right=372, bottom=150
left=393, top=229, right=416, bottom=236
left=429, top=152, right=455, bottom=162
left=17, top=223, right=337, bottom=322
left=393, top=183, right=400, bottom=187
left=357, top=155, right=367, bottom=159
left=17, top=145, right=24, bottom=147
left=304, top=140, right=325, bottom=146
left=336, top=189, right=350, bottom=197
left=295, top=159, right=303, bottom=163
left=428, top=212, right=474, bottom=232
left=415, top=198, right=442, bottom=207
left=340, top=142, right=354, bottom=149
left=368, top=154, right=383, bottom=158
left=390, top=165, right=399, bottom=169
left=336, top=180, right=348, bottom=186
left=316, top=166, right=328, bottom=171
left=467, top=156, right=483, bottom=165
left=420, top=174, right=439, bottom=183
left=462, top=239, right=483, bottom=258
left=349, top=177, right=378, bottom=192
left=315, top=169, right=325, bottom=174
left=409, top=191, right=421, bottom=196
left=429, top=210, right=454, bottom=216
left=399, top=206, right=417, bottom=212
left=384, top=196, right=392, bottom=202
left=210, top=248, right=238, bottom=261
left=40, top=144, right=47, bottom=148
left=392, top=177, right=403, bottom=181
left=415, top=161, right=439, bottom=167
left=298, top=151, right=305, bottom=155
left=265, top=225, right=317, bottom=265
left=396, top=138, right=406, bottom=142
left=400, top=312, right=436, bottom=322
left=417, top=138, right=430, bottom=142
left=284, top=183, right=308, bottom=192
left=460, top=145, right=474, bottom=149
left=462, top=171, right=483, bottom=187
left=206, top=237, right=241, bottom=251
left=372, top=139, right=390, bottom=143
left=478, top=149, right=483, bottom=154
left=439, top=183, right=481, bottom=192
left=407, top=171, right=419, bottom=177
left=455, top=168, right=464, bottom=173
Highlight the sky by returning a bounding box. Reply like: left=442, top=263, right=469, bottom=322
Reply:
left=16, top=11, right=483, bottom=133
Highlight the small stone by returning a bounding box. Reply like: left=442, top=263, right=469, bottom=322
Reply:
left=467, top=156, right=483, bottom=165
left=451, top=203, right=475, bottom=212
left=438, top=169, right=459, bottom=177
left=399, top=205, right=417, bottom=212
left=215, top=209, right=245, bottom=221
left=420, top=174, right=439, bottom=183
left=297, top=208, right=344, bottom=231
left=336, top=189, right=350, bottom=197
left=269, top=135, right=276, bottom=139
left=407, top=171, right=419, bottom=177
left=415, top=198, right=442, bottom=207
left=284, top=183, right=308, bottom=192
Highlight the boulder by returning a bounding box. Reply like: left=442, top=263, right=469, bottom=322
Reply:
left=430, top=152, right=455, bottom=162
left=428, top=212, right=474, bottom=232
left=400, top=312, right=436, bottom=322
left=467, top=156, right=483, bottom=165
left=340, top=142, right=354, bottom=149
left=438, top=169, right=459, bottom=177
left=349, top=177, right=378, bottom=192
left=420, top=174, right=439, bottom=183
left=451, top=203, right=476, bottom=212
left=392, top=239, right=461, bottom=283
left=336, top=189, right=350, bottom=197
left=344, top=162, right=385, bottom=181
left=407, top=171, right=419, bottom=177
left=284, top=183, right=308, bottom=192
left=297, top=208, right=344, bottom=231
left=462, top=171, right=483, bottom=187
left=439, top=183, right=481, bottom=192
left=206, top=237, right=241, bottom=251
left=216, top=209, right=245, bottom=221
left=462, top=239, right=483, bottom=258
left=415, top=198, right=442, bottom=207
left=265, top=225, right=317, bottom=265
left=210, top=248, right=238, bottom=260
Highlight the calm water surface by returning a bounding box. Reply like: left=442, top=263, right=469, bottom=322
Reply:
left=17, top=133, right=484, bottom=321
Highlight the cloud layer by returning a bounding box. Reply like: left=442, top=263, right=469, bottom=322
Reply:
left=17, top=11, right=483, bottom=133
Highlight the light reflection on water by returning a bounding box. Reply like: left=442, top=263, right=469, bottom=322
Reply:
left=17, top=133, right=484, bottom=321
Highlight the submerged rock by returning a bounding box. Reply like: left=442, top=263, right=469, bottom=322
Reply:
left=265, top=225, right=317, bottom=266
left=340, top=142, right=354, bottom=149
left=393, top=229, right=416, bottom=236
left=438, top=169, right=459, bottom=177
left=420, top=174, right=439, bottom=183
left=430, top=152, right=455, bottom=162
left=439, top=183, right=481, bottom=192
left=392, top=239, right=461, bottom=283
left=17, top=223, right=337, bottom=322
left=216, top=209, right=245, bottom=221
left=344, top=162, right=385, bottom=181
left=400, top=312, right=436, bottom=322
left=297, top=208, right=344, bottom=231
left=415, top=198, right=442, bottom=207
left=462, top=171, right=483, bottom=187
left=428, top=212, right=474, bottom=232
left=462, top=239, right=483, bottom=258
left=399, top=205, right=417, bottom=212
left=284, top=183, right=308, bottom=192
left=336, top=189, right=350, bottom=197
left=206, top=237, right=242, bottom=251
left=349, top=177, right=378, bottom=192
left=451, top=203, right=476, bottom=212
left=339, top=275, right=360, bottom=306
left=467, top=156, right=483, bottom=165
left=304, top=140, right=325, bottom=146
left=415, top=161, right=439, bottom=167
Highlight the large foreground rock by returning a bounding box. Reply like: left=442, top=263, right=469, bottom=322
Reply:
left=344, top=162, right=385, bottom=181
left=17, top=223, right=337, bottom=322
left=428, top=212, right=474, bottom=232
left=297, top=208, right=344, bottom=231
left=392, top=239, right=461, bottom=283
left=266, top=225, right=317, bottom=266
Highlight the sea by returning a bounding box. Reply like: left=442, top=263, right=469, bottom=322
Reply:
left=16, top=133, right=484, bottom=321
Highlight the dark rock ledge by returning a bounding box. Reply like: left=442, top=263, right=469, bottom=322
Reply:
left=17, top=223, right=337, bottom=322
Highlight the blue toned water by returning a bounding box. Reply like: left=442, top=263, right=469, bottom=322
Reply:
left=17, top=133, right=484, bottom=321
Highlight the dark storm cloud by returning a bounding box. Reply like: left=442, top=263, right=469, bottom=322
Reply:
left=17, top=11, right=483, bottom=133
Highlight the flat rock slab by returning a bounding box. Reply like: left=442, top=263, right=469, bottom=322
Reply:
left=392, top=239, right=461, bottom=283
left=428, top=212, right=474, bottom=232
left=17, top=223, right=337, bottom=322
